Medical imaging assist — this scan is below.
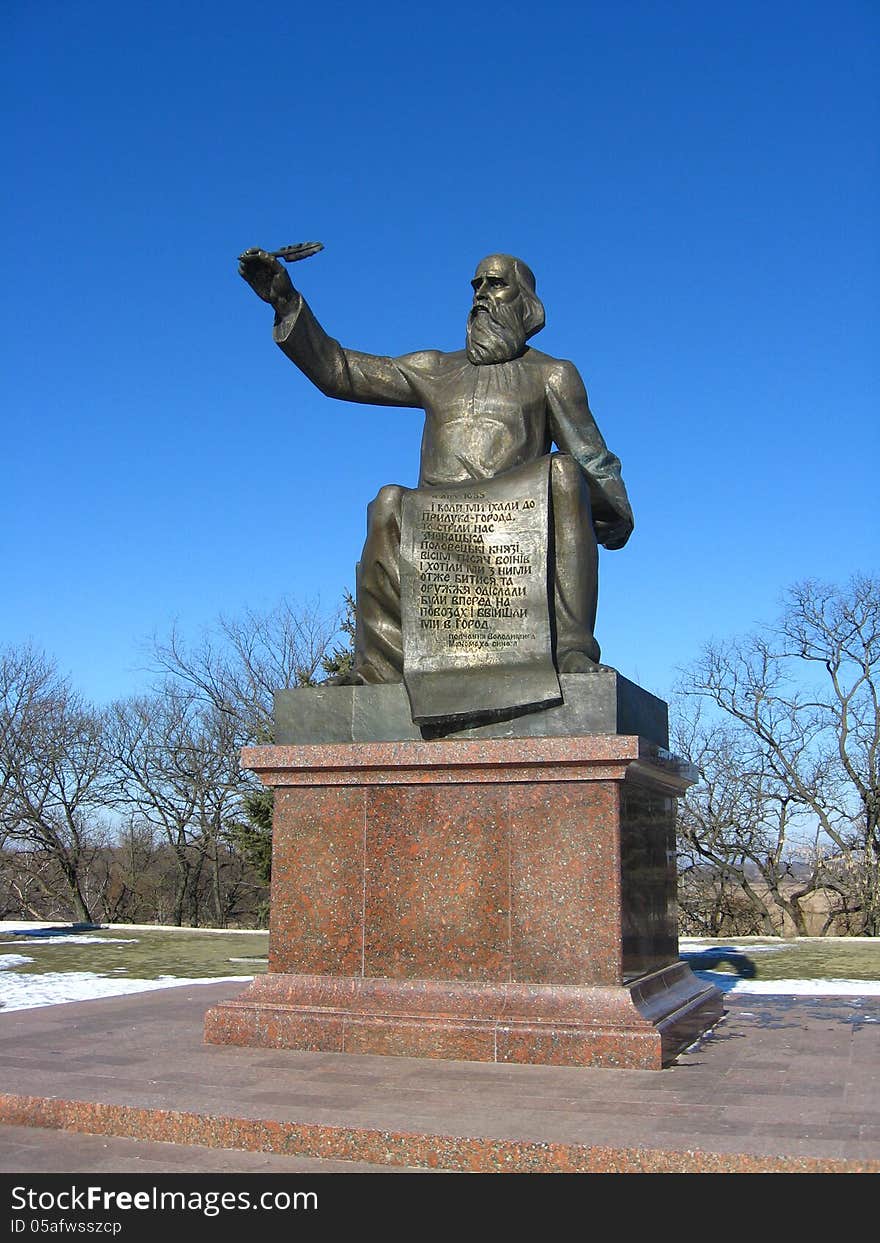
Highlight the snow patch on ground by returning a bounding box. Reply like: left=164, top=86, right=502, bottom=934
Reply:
left=7, top=936, right=140, bottom=946
left=2, top=964, right=879, bottom=1014
left=0, top=972, right=251, bottom=1012
left=694, top=972, right=880, bottom=996
left=0, top=928, right=875, bottom=1012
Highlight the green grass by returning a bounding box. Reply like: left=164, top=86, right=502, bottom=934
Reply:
left=0, top=927, right=269, bottom=980
left=2, top=927, right=878, bottom=984
left=680, top=937, right=880, bottom=981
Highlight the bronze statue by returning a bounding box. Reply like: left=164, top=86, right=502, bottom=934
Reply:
left=239, top=247, right=633, bottom=691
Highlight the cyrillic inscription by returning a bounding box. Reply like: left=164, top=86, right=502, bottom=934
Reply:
left=400, top=459, right=560, bottom=723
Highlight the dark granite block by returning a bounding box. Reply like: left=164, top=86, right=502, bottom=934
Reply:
left=274, top=685, right=355, bottom=744
left=352, top=684, right=424, bottom=742
left=274, top=671, right=668, bottom=748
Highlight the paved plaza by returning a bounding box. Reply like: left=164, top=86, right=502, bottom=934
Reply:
left=0, top=981, right=878, bottom=1173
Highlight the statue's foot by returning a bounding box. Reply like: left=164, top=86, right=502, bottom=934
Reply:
left=557, top=650, right=607, bottom=674
left=323, top=665, right=406, bottom=687
left=322, top=669, right=368, bottom=686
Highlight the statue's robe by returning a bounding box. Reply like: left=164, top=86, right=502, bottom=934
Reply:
left=273, top=295, right=634, bottom=683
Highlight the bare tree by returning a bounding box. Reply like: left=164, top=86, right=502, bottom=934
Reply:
left=673, top=704, right=828, bottom=935
left=84, top=818, right=161, bottom=925
left=0, top=646, right=112, bottom=922
left=149, top=596, right=348, bottom=888
left=675, top=573, right=880, bottom=935
left=0, top=844, right=65, bottom=921
left=151, top=597, right=345, bottom=744
left=0, top=598, right=347, bottom=928
left=105, top=687, right=246, bottom=926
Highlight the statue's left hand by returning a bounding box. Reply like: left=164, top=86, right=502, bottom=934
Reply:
left=238, top=247, right=296, bottom=311
left=595, top=516, right=633, bottom=550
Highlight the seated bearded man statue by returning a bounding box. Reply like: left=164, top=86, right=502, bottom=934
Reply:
left=238, top=249, right=634, bottom=686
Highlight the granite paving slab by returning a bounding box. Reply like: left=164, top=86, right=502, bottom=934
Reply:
left=0, top=982, right=878, bottom=1173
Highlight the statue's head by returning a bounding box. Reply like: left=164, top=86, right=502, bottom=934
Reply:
left=466, top=254, right=546, bottom=365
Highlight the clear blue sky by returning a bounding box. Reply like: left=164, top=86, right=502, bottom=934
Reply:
left=3, top=0, right=877, bottom=705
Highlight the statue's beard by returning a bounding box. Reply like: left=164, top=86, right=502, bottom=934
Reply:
left=465, top=299, right=528, bottom=365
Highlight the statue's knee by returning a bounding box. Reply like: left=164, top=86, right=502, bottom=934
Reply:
left=368, top=484, right=405, bottom=525
left=550, top=454, right=588, bottom=506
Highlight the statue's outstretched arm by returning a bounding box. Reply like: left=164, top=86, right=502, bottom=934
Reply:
left=239, top=247, right=425, bottom=409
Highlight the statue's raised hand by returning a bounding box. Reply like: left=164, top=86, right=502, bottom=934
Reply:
left=238, top=247, right=296, bottom=312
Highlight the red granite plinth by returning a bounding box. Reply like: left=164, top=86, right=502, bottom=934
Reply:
left=205, top=736, right=722, bottom=1068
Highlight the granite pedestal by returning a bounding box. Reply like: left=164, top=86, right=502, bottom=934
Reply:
left=205, top=685, right=722, bottom=1069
